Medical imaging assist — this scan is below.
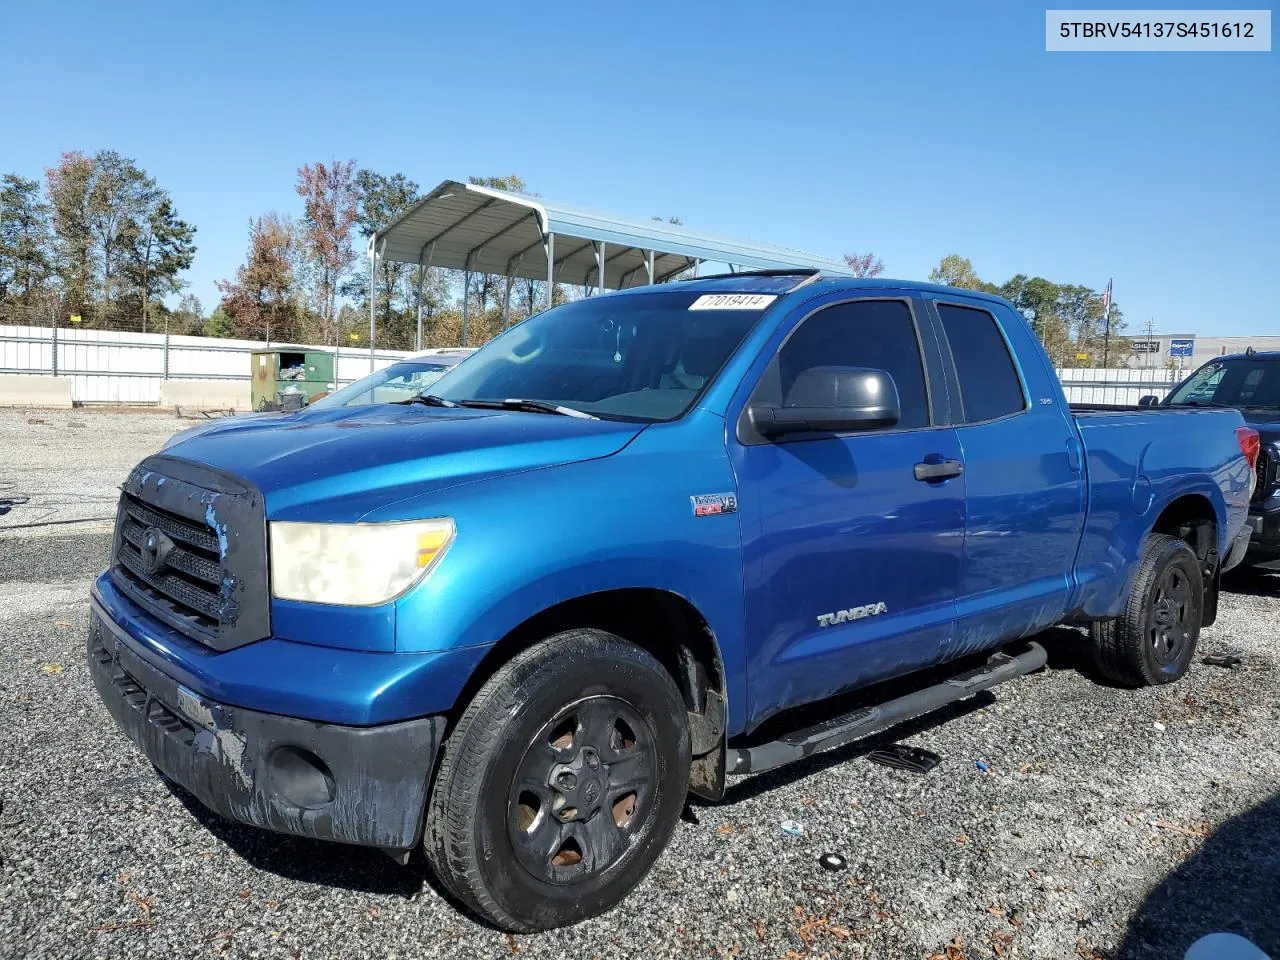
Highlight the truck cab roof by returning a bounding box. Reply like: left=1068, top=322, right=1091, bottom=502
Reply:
left=617, top=270, right=1015, bottom=309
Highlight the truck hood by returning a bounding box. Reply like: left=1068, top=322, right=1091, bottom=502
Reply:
left=161, top=404, right=644, bottom=519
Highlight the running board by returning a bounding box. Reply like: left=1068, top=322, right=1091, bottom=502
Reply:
left=728, top=642, right=1048, bottom=775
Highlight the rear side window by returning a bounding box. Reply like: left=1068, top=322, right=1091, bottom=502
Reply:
left=765, top=299, right=930, bottom=430
left=937, top=303, right=1026, bottom=422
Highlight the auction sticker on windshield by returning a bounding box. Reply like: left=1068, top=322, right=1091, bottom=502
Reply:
left=688, top=294, right=777, bottom=310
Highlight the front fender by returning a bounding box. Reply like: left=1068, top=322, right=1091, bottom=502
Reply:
left=386, top=411, right=753, bottom=734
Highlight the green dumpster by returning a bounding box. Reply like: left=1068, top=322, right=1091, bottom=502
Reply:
left=251, top=349, right=335, bottom=411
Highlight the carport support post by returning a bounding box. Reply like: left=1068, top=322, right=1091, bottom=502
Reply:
left=368, top=237, right=383, bottom=373
left=414, top=248, right=425, bottom=352
left=462, top=254, right=472, bottom=347
left=646, top=250, right=655, bottom=285
left=414, top=241, right=435, bottom=352
left=545, top=232, right=555, bottom=311
left=596, top=241, right=606, bottom=296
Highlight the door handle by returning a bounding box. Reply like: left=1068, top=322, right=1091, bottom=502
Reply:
left=914, top=459, right=964, bottom=482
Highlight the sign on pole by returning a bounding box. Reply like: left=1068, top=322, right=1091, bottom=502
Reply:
left=1169, top=338, right=1195, bottom=358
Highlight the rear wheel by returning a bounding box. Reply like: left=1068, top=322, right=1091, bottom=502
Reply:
left=1090, top=533, right=1204, bottom=687
left=424, top=629, right=690, bottom=932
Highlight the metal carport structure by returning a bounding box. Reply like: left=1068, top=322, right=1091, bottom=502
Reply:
left=366, top=179, right=853, bottom=363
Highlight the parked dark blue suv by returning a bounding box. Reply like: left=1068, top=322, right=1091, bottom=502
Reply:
left=1148, top=350, right=1280, bottom=562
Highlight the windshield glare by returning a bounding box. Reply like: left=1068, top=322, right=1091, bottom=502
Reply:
left=424, top=292, right=768, bottom=421
left=1167, top=359, right=1280, bottom=408
left=309, top=359, right=457, bottom=409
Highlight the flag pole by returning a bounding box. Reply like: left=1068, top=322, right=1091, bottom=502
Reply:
left=1101, top=279, right=1114, bottom=367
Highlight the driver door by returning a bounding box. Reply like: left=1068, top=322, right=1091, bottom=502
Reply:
left=731, top=296, right=965, bottom=726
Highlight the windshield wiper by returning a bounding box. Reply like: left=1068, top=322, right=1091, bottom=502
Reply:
left=394, top=394, right=457, bottom=407
left=456, top=398, right=598, bottom=419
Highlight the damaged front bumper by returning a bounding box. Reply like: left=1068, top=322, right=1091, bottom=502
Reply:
left=87, top=599, right=444, bottom=852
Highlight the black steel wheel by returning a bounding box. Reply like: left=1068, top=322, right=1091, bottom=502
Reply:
left=508, top=696, right=657, bottom=885
left=1148, top=564, right=1194, bottom=664
left=1091, top=533, right=1204, bottom=686
left=424, top=629, right=690, bottom=932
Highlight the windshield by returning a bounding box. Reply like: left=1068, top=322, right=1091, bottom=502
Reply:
left=309, top=358, right=460, bottom=409
left=422, top=291, right=770, bottom=421
left=1166, top=358, right=1280, bottom=408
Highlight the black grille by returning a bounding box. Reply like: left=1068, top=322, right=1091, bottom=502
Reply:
left=114, top=492, right=223, bottom=634
left=109, top=455, right=270, bottom=652
left=1254, top=449, right=1272, bottom=504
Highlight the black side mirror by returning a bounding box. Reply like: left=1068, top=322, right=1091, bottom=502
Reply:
left=1138, top=395, right=1159, bottom=407
left=750, top=366, right=901, bottom=438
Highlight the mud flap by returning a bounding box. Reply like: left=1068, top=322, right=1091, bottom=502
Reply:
left=1202, top=563, right=1220, bottom=628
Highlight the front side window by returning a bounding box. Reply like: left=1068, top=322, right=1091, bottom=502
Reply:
left=427, top=292, right=766, bottom=421
left=937, top=303, right=1026, bottom=422
left=1167, top=359, right=1280, bottom=408
left=754, top=299, right=930, bottom=430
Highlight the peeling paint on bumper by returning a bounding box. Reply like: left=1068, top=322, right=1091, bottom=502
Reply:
left=88, top=602, right=444, bottom=851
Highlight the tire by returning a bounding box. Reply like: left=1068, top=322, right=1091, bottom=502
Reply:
left=424, top=629, right=691, bottom=932
left=1090, top=533, right=1204, bottom=687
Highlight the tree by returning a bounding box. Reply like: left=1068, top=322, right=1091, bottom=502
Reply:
left=843, top=252, right=884, bottom=278
left=928, top=254, right=999, bottom=293
left=123, top=197, right=195, bottom=331
left=45, top=151, right=97, bottom=313
left=0, top=173, right=54, bottom=305
left=43, top=150, right=194, bottom=326
left=203, top=308, right=236, bottom=338
left=85, top=151, right=159, bottom=309
left=217, top=213, right=301, bottom=342
left=296, top=160, right=358, bottom=342
left=168, top=293, right=204, bottom=335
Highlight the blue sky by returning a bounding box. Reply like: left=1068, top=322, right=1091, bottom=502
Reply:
left=1, top=1, right=1275, bottom=336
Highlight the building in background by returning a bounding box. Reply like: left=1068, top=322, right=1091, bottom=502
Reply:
left=1128, top=334, right=1280, bottom=369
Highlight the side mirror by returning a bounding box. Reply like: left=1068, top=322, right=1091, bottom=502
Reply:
left=750, top=366, right=901, bottom=438
left=1138, top=395, right=1159, bottom=407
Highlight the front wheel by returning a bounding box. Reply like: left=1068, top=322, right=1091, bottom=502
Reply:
left=1090, top=533, right=1204, bottom=687
left=424, top=629, right=691, bottom=932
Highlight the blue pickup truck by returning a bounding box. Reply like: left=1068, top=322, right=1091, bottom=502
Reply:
left=89, top=272, right=1257, bottom=932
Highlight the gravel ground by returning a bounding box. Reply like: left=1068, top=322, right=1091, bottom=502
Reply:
left=1, top=410, right=1278, bottom=960
left=0, top=408, right=185, bottom=536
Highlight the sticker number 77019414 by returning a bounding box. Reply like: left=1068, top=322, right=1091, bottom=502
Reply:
left=688, top=294, right=777, bottom=311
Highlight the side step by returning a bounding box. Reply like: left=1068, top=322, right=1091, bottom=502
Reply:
left=727, top=642, right=1048, bottom=775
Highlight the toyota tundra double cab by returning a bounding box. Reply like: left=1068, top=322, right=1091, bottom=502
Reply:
left=89, top=272, right=1255, bottom=931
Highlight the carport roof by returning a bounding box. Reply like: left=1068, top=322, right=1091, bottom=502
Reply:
left=370, top=179, right=854, bottom=290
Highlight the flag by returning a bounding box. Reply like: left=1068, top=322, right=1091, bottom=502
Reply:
left=1101, top=279, right=1113, bottom=318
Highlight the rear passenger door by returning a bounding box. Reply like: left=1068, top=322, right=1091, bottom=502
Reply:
left=923, top=297, right=1086, bottom=655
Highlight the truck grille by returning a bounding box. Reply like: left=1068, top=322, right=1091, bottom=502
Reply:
left=109, top=456, right=270, bottom=651
left=1254, top=449, right=1272, bottom=504
left=115, top=493, right=224, bottom=630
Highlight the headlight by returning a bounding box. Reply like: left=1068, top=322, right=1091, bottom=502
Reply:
left=269, top=518, right=455, bottom=606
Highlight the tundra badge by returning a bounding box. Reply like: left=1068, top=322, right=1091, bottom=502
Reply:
left=817, top=602, right=888, bottom=627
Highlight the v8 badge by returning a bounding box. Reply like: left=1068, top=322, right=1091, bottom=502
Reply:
left=691, top=493, right=738, bottom=517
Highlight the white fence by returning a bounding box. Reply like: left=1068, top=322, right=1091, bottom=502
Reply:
left=0, top=325, right=417, bottom=404
left=1055, top=367, right=1182, bottom=405
left=1, top=323, right=1188, bottom=407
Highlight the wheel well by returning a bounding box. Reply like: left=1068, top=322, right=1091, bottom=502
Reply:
left=1151, top=494, right=1217, bottom=564
left=447, top=588, right=726, bottom=725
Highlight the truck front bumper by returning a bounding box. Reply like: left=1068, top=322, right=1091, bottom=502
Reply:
left=88, top=600, right=444, bottom=851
